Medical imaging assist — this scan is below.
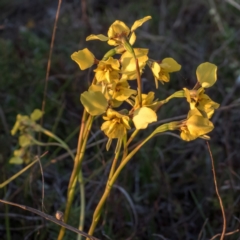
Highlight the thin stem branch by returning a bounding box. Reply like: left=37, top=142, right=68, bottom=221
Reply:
left=40, top=0, right=62, bottom=136
left=0, top=199, right=99, bottom=240
left=67, top=111, right=88, bottom=196
left=40, top=128, right=75, bottom=160
left=58, top=113, right=93, bottom=240
left=87, top=133, right=153, bottom=238
left=4, top=185, right=11, bottom=240
left=135, top=58, right=142, bottom=107
left=210, top=229, right=239, bottom=240
left=28, top=135, right=74, bottom=161
left=109, top=147, right=121, bottom=181
left=77, top=170, right=85, bottom=240
left=0, top=152, right=48, bottom=189
left=126, top=129, right=139, bottom=148
left=206, top=141, right=226, bottom=240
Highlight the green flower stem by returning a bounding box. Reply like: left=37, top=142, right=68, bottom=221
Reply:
left=122, top=135, right=128, bottom=162
left=122, top=36, right=142, bottom=108
left=27, top=136, right=74, bottom=160
left=77, top=170, right=85, bottom=240
left=40, top=127, right=74, bottom=160
left=122, top=130, right=139, bottom=160
left=49, top=125, right=80, bottom=159
left=67, top=110, right=88, bottom=196
left=87, top=131, right=154, bottom=238
left=135, top=58, right=142, bottom=107
left=48, top=103, right=65, bottom=144
left=57, top=110, right=87, bottom=239
left=109, top=146, right=121, bottom=181
left=126, top=129, right=139, bottom=148
left=82, top=114, right=94, bottom=142
left=58, top=113, right=94, bottom=240
left=102, top=48, right=117, bottom=61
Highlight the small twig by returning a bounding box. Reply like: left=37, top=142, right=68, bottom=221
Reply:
left=113, top=184, right=138, bottom=240
left=206, top=141, right=226, bottom=240
left=36, top=155, right=45, bottom=212
left=0, top=199, right=100, bottom=240
left=24, top=224, right=45, bottom=240
left=0, top=213, right=42, bottom=221
left=151, top=234, right=169, bottom=240
left=198, top=218, right=209, bottom=240
left=40, top=0, right=62, bottom=132
left=210, top=229, right=239, bottom=240
left=0, top=152, right=47, bottom=189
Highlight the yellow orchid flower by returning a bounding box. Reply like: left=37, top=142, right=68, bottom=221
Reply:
left=88, top=84, right=124, bottom=109
left=179, top=109, right=214, bottom=141
left=9, top=147, right=32, bottom=164
left=127, top=92, right=158, bottom=129
left=183, top=87, right=219, bottom=119
left=101, top=109, right=131, bottom=151
left=71, top=48, right=95, bottom=70
left=120, top=48, right=149, bottom=80
left=101, top=109, right=131, bottom=140
left=86, top=16, right=151, bottom=47
left=94, top=57, right=120, bottom=83
left=11, top=109, right=43, bottom=135
left=109, top=80, right=137, bottom=101
left=134, top=91, right=160, bottom=111
left=10, top=109, right=44, bottom=164
left=149, top=58, right=181, bottom=88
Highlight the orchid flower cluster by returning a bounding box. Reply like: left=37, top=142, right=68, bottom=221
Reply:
left=71, top=16, right=219, bottom=151
left=10, top=109, right=43, bottom=164
left=10, top=16, right=219, bottom=168
left=8, top=16, right=220, bottom=239
left=10, top=109, right=73, bottom=164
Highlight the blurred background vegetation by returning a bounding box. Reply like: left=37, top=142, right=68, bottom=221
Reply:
left=0, top=0, right=240, bottom=239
